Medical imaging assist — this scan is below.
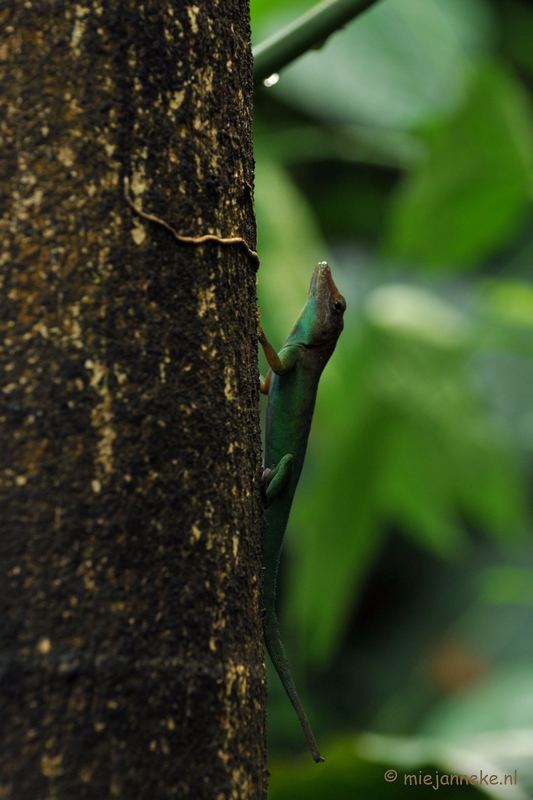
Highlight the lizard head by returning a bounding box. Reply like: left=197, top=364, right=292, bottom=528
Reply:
left=304, top=261, right=346, bottom=349
left=283, top=262, right=346, bottom=354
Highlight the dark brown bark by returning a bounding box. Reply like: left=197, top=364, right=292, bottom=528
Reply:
left=0, top=2, right=266, bottom=798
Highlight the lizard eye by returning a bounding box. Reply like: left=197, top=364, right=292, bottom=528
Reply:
left=333, top=299, right=344, bottom=312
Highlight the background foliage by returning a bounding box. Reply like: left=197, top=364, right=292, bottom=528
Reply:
left=251, top=0, right=533, bottom=796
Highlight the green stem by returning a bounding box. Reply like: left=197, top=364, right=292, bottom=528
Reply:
left=253, top=0, right=382, bottom=86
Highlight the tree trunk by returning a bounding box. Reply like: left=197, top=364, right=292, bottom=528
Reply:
left=0, top=2, right=266, bottom=798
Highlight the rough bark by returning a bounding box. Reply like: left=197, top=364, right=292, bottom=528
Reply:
left=0, top=2, right=266, bottom=798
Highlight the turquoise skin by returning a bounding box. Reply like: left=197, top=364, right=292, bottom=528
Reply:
left=259, top=262, right=346, bottom=762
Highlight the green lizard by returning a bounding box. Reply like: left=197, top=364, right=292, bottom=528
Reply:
left=258, top=261, right=346, bottom=763
left=124, top=184, right=343, bottom=759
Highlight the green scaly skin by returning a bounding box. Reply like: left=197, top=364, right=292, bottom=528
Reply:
left=258, top=262, right=346, bottom=763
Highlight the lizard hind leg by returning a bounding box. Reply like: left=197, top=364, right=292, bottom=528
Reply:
left=261, top=453, right=293, bottom=508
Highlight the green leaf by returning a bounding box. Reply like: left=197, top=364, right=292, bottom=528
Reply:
left=482, top=279, right=533, bottom=328
left=251, top=0, right=314, bottom=41
left=286, top=324, right=384, bottom=664
left=282, top=286, right=528, bottom=668
left=449, top=425, right=528, bottom=542
left=479, top=566, right=533, bottom=605
left=270, top=0, right=492, bottom=128
left=383, top=61, right=533, bottom=268
left=358, top=728, right=524, bottom=795
left=422, top=662, right=533, bottom=737
left=376, top=416, right=464, bottom=556
left=268, top=737, right=483, bottom=798
left=254, top=153, right=327, bottom=340
left=268, top=741, right=382, bottom=800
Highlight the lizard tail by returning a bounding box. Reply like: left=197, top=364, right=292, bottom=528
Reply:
left=264, top=613, right=324, bottom=763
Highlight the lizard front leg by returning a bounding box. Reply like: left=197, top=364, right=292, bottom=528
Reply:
left=261, top=454, right=293, bottom=508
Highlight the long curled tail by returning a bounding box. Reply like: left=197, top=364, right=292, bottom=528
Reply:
left=264, top=610, right=324, bottom=763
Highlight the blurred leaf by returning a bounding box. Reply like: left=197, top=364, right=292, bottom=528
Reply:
left=435, top=0, right=496, bottom=54
left=475, top=284, right=533, bottom=416
left=268, top=742, right=380, bottom=800
left=269, top=737, right=482, bottom=798
left=422, top=662, right=533, bottom=737
left=359, top=728, right=529, bottom=797
left=479, top=567, right=533, bottom=605
left=254, top=123, right=423, bottom=170
left=251, top=0, right=314, bottom=42
left=501, top=0, right=533, bottom=74
left=284, top=285, right=528, bottom=667
left=482, top=279, right=533, bottom=328
left=269, top=0, right=493, bottom=128
left=377, top=416, right=464, bottom=556
left=254, top=153, right=327, bottom=341
left=364, top=284, right=473, bottom=347
left=365, top=660, right=533, bottom=791
left=384, top=61, right=533, bottom=268
left=287, top=160, right=400, bottom=244
left=252, top=1, right=533, bottom=769
left=473, top=348, right=533, bottom=460
left=450, top=423, right=528, bottom=541
left=286, top=323, right=385, bottom=665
